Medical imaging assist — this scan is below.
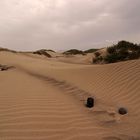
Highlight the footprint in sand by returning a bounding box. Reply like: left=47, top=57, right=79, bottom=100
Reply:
left=91, top=106, right=122, bottom=125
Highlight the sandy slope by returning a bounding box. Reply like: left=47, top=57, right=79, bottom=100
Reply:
left=0, top=51, right=140, bottom=140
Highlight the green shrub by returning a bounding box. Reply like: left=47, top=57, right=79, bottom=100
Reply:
left=93, top=40, right=140, bottom=64
left=63, top=49, right=85, bottom=55
left=94, top=52, right=100, bottom=57
left=33, top=50, right=51, bottom=58
left=46, top=49, right=55, bottom=52
left=92, top=58, right=97, bottom=63
left=0, top=47, right=16, bottom=53
left=84, top=49, right=98, bottom=53
left=93, top=56, right=103, bottom=63
left=107, top=46, right=116, bottom=54
left=104, top=53, right=120, bottom=63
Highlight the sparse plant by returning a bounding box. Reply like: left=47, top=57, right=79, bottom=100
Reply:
left=93, top=40, right=140, bottom=64
left=93, top=56, right=103, bottom=64
left=94, top=52, right=100, bottom=57
left=107, top=46, right=116, bottom=54
left=84, top=49, right=98, bottom=53
left=63, top=49, right=85, bottom=55
left=33, top=50, right=51, bottom=58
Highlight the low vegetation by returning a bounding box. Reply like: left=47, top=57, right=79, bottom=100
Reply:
left=46, top=49, right=55, bottom=52
left=63, top=49, right=86, bottom=55
left=93, top=41, right=140, bottom=64
left=63, top=48, right=99, bottom=55
left=33, top=49, right=52, bottom=58
left=0, top=47, right=17, bottom=53
left=84, top=48, right=98, bottom=53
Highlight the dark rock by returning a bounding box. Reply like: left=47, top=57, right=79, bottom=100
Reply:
left=1, top=67, right=8, bottom=71
left=118, top=107, right=127, bottom=115
left=0, top=65, right=14, bottom=71
left=86, top=97, right=94, bottom=108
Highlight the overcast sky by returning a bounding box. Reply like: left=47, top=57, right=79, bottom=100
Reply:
left=0, top=0, right=140, bottom=51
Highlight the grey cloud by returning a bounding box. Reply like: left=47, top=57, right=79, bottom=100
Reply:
left=0, top=0, right=140, bottom=51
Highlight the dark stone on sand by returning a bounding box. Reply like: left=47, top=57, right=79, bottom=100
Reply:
left=86, top=97, right=94, bottom=108
left=0, top=64, right=15, bottom=71
left=1, top=67, right=8, bottom=71
left=118, top=107, right=127, bottom=115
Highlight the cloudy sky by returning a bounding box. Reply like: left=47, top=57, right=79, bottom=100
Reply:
left=0, top=0, right=140, bottom=51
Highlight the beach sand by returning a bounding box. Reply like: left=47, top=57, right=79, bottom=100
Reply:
left=0, top=51, right=140, bottom=140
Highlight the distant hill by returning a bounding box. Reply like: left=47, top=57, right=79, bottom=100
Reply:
left=33, top=49, right=52, bottom=58
left=63, top=48, right=99, bottom=55
left=1, top=41, right=140, bottom=64
left=46, top=49, right=55, bottom=53
left=84, top=48, right=99, bottom=53
left=0, top=47, right=17, bottom=53
left=63, top=49, right=86, bottom=55
left=92, top=40, right=140, bottom=64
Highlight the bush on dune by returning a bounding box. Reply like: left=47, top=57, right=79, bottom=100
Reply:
left=94, top=52, right=101, bottom=57
left=93, top=40, right=140, bottom=64
left=33, top=50, right=52, bottom=58
left=84, top=48, right=99, bottom=53
left=92, top=52, right=104, bottom=64
left=63, top=49, right=86, bottom=55
left=105, top=41, right=140, bottom=63
left=46, top=49, right=55, bottom=52
left=0, top=47, right=17, bottom=53
left=92, top=56, right=103, bottom=64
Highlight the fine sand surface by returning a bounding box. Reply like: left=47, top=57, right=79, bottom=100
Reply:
left=0, top=51, right=140, bottom=140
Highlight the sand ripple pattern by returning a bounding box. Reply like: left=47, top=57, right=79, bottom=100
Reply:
left=0, top=53, right=140, bottom=140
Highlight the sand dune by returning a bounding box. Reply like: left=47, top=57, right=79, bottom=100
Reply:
left=0, top=51, right=140, bottom=140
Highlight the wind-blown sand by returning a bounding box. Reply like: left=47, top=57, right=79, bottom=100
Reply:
left=0, top=51, right=140, bottom=140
